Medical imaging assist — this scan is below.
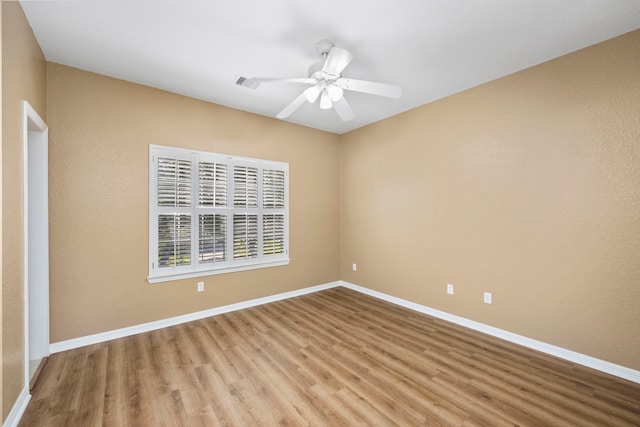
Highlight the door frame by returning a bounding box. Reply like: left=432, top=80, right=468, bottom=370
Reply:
left=22, top=100, right=49, bottom=388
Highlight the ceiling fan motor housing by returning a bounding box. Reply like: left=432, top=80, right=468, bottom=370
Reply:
left=315, top=39, right=335, bottom=56
left=309, top=39, right=335, bottom=77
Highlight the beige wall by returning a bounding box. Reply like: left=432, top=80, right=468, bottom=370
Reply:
left=2, top=2, right=47, bottom=421
left=340, top=30, right=640, bottom=370
left=46, top=63, right=341, bottom=342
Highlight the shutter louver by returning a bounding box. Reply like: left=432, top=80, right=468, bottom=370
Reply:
left=199, top=162, right=227, bottom=207
left=263, top=214, right=285, bottom=256
left=157, top=214, right=191, bottom=267
left=233, top=166, right=258, bottom=207
left=263, top=169, right=285, bottom=209
left=199, top=214, right=226, bottom=263
left=233, top=214, right=258, bottom=259
left=158, top=157, right=192, bottom=207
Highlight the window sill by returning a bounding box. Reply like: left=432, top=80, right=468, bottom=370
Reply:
left=147, top=258, right=290, bottom=284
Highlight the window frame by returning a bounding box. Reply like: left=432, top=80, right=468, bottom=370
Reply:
left=148, top=145, right=289, bottom=283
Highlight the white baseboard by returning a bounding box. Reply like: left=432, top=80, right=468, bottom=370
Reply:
left=48, top=278, right=639, bottom=385
left=340, top=280, right=640, bottom=385
left=50, top=281, right=341, bottom=354
left=3, top=387, right=30, bottom=427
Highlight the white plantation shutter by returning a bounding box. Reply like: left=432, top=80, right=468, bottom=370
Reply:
left=262, top=168, right=286, bottom=256
left=197, top=159, right=228, bottom=266
left=233, top=165, right=258, bottom=208
left=149, top=145, right=289, bottom=282
left=263, top=169, right=285, bottom=209
left=158, top=214, right=192, bottom=267
left=233, top=214, right=259, bottom=259
left=232, top=163, right=258, bottom=261
left=198, top=162, right=227, bottom=207
left=153, top=152, right=194, bottom=273
left=158, top=157, right=192, bottom=207
left=198, top=214, right=227, bottom=263
left=263, top=214, right=285, bottom=255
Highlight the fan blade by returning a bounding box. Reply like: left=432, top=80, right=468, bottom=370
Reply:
left=336, top=78, right=403, bottom=98
left=320, top=91, right=333, bottom=110
left=236, top=76, right=315, bottom=89
left=304, top=85, right=321, bottom=103
left=277, top=92, right=308, bottom=119
left=327, top=85, right=344, bottom=102
left=321, top=47, right=354, bottom=76
left=333, top=97, right=355, bottom=121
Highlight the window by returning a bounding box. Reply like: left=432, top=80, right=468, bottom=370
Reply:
left=148, top=145, right=289, bottom=283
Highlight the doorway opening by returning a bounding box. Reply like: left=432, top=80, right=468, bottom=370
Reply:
left=22, top=101, right=49, bottom=388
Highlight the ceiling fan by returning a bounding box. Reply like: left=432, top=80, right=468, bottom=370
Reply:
left=236, top=39, right=402, bottom=121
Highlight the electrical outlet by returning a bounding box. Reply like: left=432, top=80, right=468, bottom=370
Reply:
left=352, top=263, right=357, bottom=271
left=197, top=281, right=204, bottom=292
left=447, top=284, right=454, bottom=295
left=484, top=292, right=492, bottom=304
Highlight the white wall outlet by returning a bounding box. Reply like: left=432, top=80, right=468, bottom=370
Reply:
left=484, top=292, right=492, bottom=304
left=352, top=263, right=357, bottom=271
left=197, top=281, right=204, bottom=292
left=447, top=284, right=454, bottom=295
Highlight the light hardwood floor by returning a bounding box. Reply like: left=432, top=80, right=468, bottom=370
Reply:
left=20, top=287, right=640, bottom=426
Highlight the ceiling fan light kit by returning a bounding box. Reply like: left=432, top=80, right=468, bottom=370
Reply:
left=236, top=39, right=402, bottom=121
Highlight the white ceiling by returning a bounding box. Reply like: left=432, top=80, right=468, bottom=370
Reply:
left=19, top=0, right=640, bottom=134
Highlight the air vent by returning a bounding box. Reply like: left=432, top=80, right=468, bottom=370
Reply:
left=235, top=76, right=259, bottom=89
